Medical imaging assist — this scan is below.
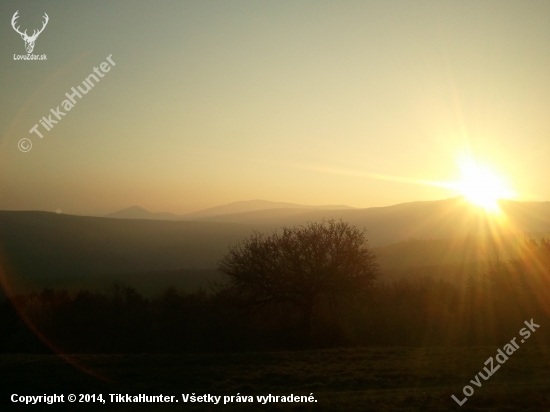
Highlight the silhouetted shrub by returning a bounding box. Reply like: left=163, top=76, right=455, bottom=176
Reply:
left=2, top=238, right=549, bottom=353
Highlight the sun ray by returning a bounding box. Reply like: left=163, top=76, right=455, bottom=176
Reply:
left=288, top=158, right=516, bottom=213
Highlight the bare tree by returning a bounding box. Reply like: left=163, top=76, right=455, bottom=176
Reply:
left=218, top=220, right=378, bottom=338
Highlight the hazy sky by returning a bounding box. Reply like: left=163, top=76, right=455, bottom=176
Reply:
left=1, top=0, right=550, bottom=215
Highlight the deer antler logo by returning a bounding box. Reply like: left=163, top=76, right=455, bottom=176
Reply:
left=11, top=10, right=49, bottom=54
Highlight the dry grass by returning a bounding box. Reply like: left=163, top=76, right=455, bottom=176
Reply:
left=2, top=346, right=550, bottom=411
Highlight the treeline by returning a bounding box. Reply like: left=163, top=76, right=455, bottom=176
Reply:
left=1, top=239, right=549, bottom=353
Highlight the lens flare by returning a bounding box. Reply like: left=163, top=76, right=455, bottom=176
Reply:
left=451, top=161, right=515, bottom=211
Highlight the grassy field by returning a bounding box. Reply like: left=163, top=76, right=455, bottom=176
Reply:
left=2, top=346, right=550, bottom=411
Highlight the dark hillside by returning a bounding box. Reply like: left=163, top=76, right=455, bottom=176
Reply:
left=0, top=212, right=252, bottom=293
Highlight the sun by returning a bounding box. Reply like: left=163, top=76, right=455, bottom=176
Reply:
left=452, top=162, right=514, bottom=211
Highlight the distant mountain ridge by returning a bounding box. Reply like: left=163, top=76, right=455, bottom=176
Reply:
left=105, top=200, right=355, bottom=221
left=105, top=206, right=180, bottom=221
left=2, top=197, right=550, bottom=296
left=181, top=197, right=550, bottom=245
left=180, top=199, right=354, bottom=220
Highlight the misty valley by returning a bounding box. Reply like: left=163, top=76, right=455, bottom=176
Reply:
left=1, top=198, right=550, bottom=411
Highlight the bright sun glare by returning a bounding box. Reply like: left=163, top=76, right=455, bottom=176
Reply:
left=452, top=162, right=514, bottom=211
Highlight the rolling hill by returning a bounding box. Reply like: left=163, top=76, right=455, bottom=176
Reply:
left=105, top=200, right=354, bottom=221
left=1, top=197, right=549, bottom=296
left=193, top=197, right=550, bottom=245
left=104, top=206, right=181, bottom=221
